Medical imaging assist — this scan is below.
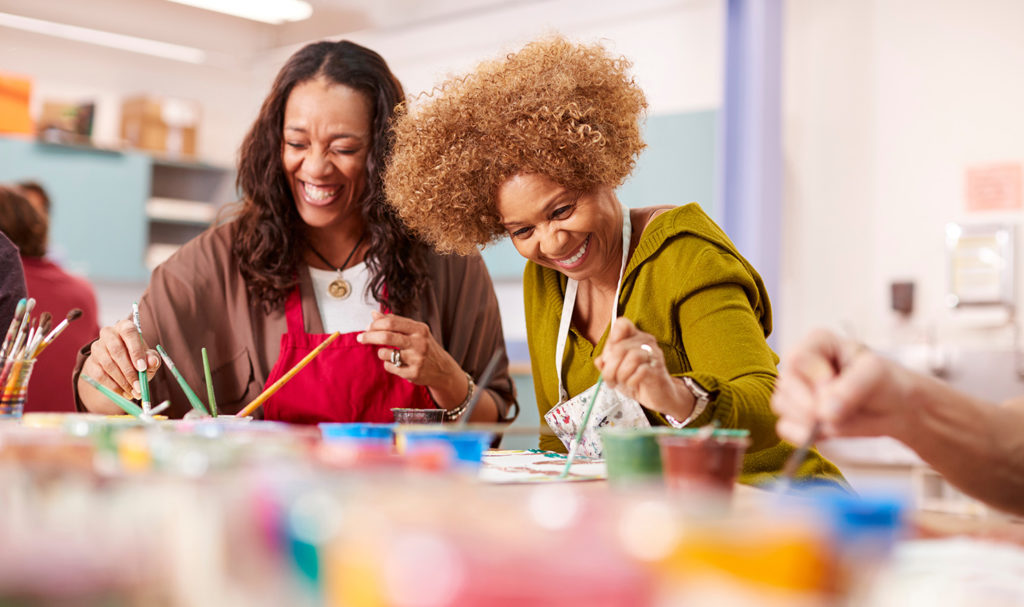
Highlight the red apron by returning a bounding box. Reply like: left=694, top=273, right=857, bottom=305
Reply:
left=262, top=288, right=435, bottom=424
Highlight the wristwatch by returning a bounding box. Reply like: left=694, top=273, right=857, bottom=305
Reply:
left=665, top=376, right=710, bottom=428
left=444, top=371, right=475, bottom=421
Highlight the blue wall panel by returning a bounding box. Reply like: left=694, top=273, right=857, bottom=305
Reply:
left=0, top=137, right=150, bottom=280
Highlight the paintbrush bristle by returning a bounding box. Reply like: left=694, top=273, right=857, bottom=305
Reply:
left=67, top=308, right=82, bottom=321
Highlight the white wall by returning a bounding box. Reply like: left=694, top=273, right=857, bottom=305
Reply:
left=1, top=3, right=267, bottom=165
left=782, top=0, right=1024, bottom=353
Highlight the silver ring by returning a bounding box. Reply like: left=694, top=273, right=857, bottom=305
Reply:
left=639, top=344, right=654, bottom=365
left=390, top=349, right=403, bottom=367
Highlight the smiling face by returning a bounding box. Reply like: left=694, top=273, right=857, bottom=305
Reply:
left=496, top=173, right=623, bottom=284
left=282, top=77, right=372, bottom=241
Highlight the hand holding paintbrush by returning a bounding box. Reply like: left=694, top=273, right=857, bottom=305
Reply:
left=78, top=314, right=161, bottom=413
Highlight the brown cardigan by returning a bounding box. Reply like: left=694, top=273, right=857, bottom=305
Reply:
left=73, top=222, right=517, bottom=420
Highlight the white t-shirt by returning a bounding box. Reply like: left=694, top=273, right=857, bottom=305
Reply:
left=308, top=262, right=377, bottom=334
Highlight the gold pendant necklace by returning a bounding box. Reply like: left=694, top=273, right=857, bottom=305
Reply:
left=308, top=233, right=366, bottom=299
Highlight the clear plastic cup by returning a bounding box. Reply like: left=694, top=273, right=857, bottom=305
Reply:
left=0, top=359, right=35, bottom=419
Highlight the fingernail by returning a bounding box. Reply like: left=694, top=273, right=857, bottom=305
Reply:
left=135, top=359, right=147, bottom=372
left=356, top=332, right=364, bottom=343
left=133, top=380, right=141, bottom=393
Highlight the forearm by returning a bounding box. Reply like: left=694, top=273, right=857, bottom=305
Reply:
left=900, top=376, right=1024, bottom=515
left=427, top=370, right=502, bottom=422
left=690, top=371, right=779, bottom=452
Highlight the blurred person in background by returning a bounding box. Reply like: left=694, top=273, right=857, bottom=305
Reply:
left=0, top=229, right=26, bottom=333
left=772, top=328, right=1024, bottom=516
left=0, top=185, right=99, bottom=411
left=17, top=180, right=50, bottom=216
left=75, top=40, right=515, bottom=424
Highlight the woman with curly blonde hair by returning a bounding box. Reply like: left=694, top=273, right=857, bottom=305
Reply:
left=386, top=36, right=846, bottom=488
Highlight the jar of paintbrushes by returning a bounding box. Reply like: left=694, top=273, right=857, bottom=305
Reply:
left=0, top=298, right=82, bottom=419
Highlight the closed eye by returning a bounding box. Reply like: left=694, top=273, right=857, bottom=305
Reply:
left=552, top=204, right=574, bottom=219
left=510, top=226, right=533, bottom=239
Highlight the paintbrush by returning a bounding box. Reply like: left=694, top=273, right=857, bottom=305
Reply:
left=81, top=373, right=144, bottom=418
left=236, top=331, right=341, bottom=418
left=457, top=350, right=503, bottom=426
left=156, top=344, right=209, bottom=416
left=27, top=313, right=52, bottom=359
left=202, top=347, right=217, bottom=417
left=132, top=303, right=151, bottom=414
left=0, top=302, right=34, bottom=390
left=0, top=298, right=26, bottom=364
left=776, top=420, right=821, bottom=492
left=37, top=308, right=83, bottom=355
left=559, top=375, right=604, bottom=479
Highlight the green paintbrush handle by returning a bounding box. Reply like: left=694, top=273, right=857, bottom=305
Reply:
left=202, top=347, right=217, bottom=417
left=82, top=373, right=143, bottom=417
left=156, top=345, right=209, bottom=416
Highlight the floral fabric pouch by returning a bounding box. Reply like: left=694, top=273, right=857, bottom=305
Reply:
left=544, top=385, right=651, bottom=458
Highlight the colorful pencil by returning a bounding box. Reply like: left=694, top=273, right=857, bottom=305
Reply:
left=81, top=373, right=144, bottom=417
left=236, top=331, right=340, bottom=418
left=559, top=375, right=604, bottom=479
left=155, top=344, right=209, bottom=416
left=132, top=303, right=151, bottom=414
left=202, top=347, right=217, bottom=417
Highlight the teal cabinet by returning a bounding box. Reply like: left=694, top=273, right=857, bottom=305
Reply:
left=0, top=136, right=233, bottom=281
left=0, top=137, right=150, bottom=280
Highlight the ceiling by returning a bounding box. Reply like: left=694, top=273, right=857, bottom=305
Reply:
left=0, top=0, right=533, bottom=62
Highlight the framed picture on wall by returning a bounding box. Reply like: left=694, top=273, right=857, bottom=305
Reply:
left=945, top=222, right=1015, bottom=308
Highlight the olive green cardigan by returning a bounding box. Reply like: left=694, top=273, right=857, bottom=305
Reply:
left=524, top=203, right=848, bottom=489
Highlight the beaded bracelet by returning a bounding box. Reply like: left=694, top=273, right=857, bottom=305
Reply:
left=444, top=371, right=476, bottom=421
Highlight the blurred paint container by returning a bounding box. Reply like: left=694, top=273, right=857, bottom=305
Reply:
left=600, top=427, right=670, bottom=487
left=320, top=422, right=395, bottom=443
left=391, top=407, right=444, bottom=425
left=397, top=429, right=494, bottom=467
left=657, top=429, right=750, bottom=493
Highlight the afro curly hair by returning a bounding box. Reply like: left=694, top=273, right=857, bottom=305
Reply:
left=384, top=36, right=647, bottom=256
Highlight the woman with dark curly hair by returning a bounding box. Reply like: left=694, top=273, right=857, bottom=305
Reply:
left=75, top=40, right=516, bottom=424
left=385, top=36, right=845, bottom=487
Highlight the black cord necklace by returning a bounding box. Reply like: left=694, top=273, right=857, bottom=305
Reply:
left=307, top=232, right=366, bottom=299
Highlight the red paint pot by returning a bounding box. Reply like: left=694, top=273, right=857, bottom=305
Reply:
left=656, top=429, right=750, bottom=493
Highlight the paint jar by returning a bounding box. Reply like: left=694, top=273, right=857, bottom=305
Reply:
left=657, top=429, right=750, bottom=494
left=0, top=359, right=34, bottom=419
left=397, top=429, right=494, bottom=467
left=320, top=422, right=395, bottom=441
left=600, top=427, right=670, bottom=487
left=391, top=407, right=445, bottom=424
